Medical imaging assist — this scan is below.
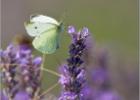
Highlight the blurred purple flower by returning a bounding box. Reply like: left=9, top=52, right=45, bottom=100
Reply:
left=81, top=48, right=122, bottom=100
left=0, top=44, right=42, bottom=99
left=92, top=68, right=110, bottom=87
left=14, top=91, right=31, bottom=100
left=0, top=90, right=8, bottom=100
left=80, top=85, right=94, bottom=100
left=95, top=91, right=122, bottom=100
left=59, top=26, right=90, bottom=100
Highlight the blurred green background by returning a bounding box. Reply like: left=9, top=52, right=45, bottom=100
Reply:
left=1, top=0, right=138, bottom=99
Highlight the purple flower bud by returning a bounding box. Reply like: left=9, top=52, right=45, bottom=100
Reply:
left=68, top=26, right=76, bottom=34
left=81, top=27, right=89, bottom=38
left=33, top=57, right=42, bottom=65
left=6, top=44, right=14, bottom=51
left=59, top=75, right=70, bottom=86
left=76, top=69, right=85, bottom=83
left=59, top=92, right=78, bottom=100
left=20, top=58, right=29, bottom=65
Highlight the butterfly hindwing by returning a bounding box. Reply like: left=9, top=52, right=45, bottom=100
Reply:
left=32, top=26, right=59, bottom=54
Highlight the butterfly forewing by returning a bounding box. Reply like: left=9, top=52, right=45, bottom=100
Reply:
left=25, top=22, right=57, bottom=37
left=30, top=15, right=59, bottom=25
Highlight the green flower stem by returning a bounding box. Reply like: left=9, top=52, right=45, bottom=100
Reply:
left=39, top=82, right=59, bottom=98
left=40, top=54, right=46, bottom=78
left=41, top=67, right=61, bottom=77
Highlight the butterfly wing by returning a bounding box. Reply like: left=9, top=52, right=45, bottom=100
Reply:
left=24, top=22, right=56, bottom=37
left=25, top=14, right=64, bottom=54
left=32, top=26, right=60, bottom=54
left=25, top=15, right=59, bottom=37
left=30, top=15, right=59, bottom=25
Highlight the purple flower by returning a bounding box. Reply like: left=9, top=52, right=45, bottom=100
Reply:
left=96, top=91, right=122, bottom=100
left=80, top=27, right=89, bottom=39
left=14, top=91, right=31, bottom=100
left=0, top=44, right=42, bottom=99
left=0, top=90, right=8, bottom=100
left=80, top=85, right=94, bottom=100
left=92, top=68, right=110, bottom=86
left=68, top=26, right=76, bottom=34
left=59, top=74, right=71, bottom=86
left=59, top=92, right=79, bottom=100
left=33, top=57, right=42, bottom=66
left=68, top=26, right=89, bottom=41
left=59, top=26, right=90, bottom=100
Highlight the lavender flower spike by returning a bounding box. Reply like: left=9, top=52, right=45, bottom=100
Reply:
left=59, top=26, right=90, bottom=100
left=0, top=44, right=42, bottom=99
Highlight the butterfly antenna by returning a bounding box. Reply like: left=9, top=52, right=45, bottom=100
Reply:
left=59, top=11, right=67, bottom=23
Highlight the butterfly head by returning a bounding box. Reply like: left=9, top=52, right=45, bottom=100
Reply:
left=58, top=22, right=64, bottom=33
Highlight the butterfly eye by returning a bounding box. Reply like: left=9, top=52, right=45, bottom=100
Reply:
left=34, top=26, right=38, bottom=29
